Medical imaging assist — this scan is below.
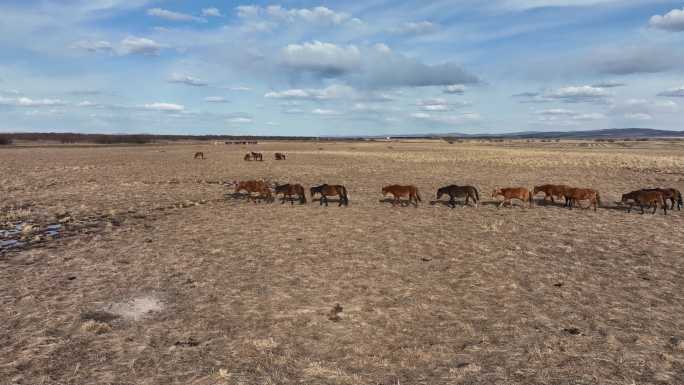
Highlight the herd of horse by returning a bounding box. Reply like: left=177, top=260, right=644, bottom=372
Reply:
left=193, top=151, right=681, bottom=214
left=230, top=180, right=682, bottom=214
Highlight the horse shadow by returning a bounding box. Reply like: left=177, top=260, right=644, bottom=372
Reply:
left=378, top=198, right=418, bottom=207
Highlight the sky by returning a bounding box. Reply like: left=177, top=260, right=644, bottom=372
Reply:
left=1, top=1, right=684, bottom=136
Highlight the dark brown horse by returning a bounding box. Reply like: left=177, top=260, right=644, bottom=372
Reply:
left=563, top=188, right=600, bottom=211
left=194, top=152, right=204, bottom=159
left=382, top=185, right=422, bottom=207
left=251, top=152, right=263, bottom=161
left=622, top=190, right=667, bottom=215
left=234, top=180, right=273, bottom=203
left=642, top=188, right=682, bottom=211
left=275, top=152, right=287, bottom=160
left=275, top=183, right=306, bottom=205
left=491, top=187, right=533, bottom=208
left=533, top=184, right=568, bottom=204
left=436, top=185, right=479, bottom=208
left=310, top=184, right=349, bottom=206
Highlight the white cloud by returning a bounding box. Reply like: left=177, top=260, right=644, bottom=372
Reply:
left=624, top=113, right=653, bottom=121
left=143, top=102, right=185, bottom=112
left=516, top=85, right=611, bottom=104
left=119, top=36, right=163, bottom=55
left=228, top=117, right=253, bottom=123
left=168, top=73, right=208, bottom=87
left=444, top=84, right=466, bottom=94
left=281, top=41, right=361, bottom=77
left=0, top=96, right=66, bottom=107
left=147, top=8, right=206, bottom=23
left=71, top=40, right=113, bottom=53
left=229, top=86, right=252, bottom=91
left=536, top=108, right=605, bottom=121
left=77, top=101, right=99, bottom=107
left=202, top=7, right=222, bottom=17
left=265, top=85, right=355, bottom=100
left=237, top=5, right=360, bottom=26
left=658, top=86, right=684, bottom=97
left=411, top=111, right=481, bottom=125
left=392, top=21, right=437, bottom=35
left=312, top=108, right=341, bottom=115
left=417, top=98, right=471, bottom=111
left=204, top=96, right=229, bottom=103
left=649, top=8, right=684, bottom=32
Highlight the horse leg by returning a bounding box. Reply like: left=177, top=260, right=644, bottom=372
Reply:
left=449, top=195, right=456, bottom=208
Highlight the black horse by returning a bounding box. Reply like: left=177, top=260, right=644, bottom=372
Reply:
left=436, top=185, right=479, bottom=208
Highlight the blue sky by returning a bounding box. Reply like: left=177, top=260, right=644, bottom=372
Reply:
left=1, top=0, right=683, bottom=136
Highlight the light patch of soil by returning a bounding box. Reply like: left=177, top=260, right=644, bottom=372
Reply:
left=106, top=296, right=163, bottom=321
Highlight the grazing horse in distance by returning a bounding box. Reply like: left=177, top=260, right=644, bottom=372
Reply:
left=310, top=184, right=349, bottom=206
left=244, top=153, right=252, bottom=161
left=234, top=180, right=274, bottom=203
left=436, top=185, right=479, bottom=208
left=251, top=152, right=263, bottom=161
left=563, top=188, right=600, bottom=211
left=194, top=152, right=204, bottom=160
left=275, top=152, right=287, bottom=160
left=491, top=187, right=533, bottom=208
left=533, top=184, right=568, bottom=204
left=642, top=188, right=682, bottom=211
left=382, top=185, right=422, bottom=207
left=622, top=190, right=667, bottom=215
left=275, top=183, right=307, bottom=205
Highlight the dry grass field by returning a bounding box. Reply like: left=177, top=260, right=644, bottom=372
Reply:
left=1, top=140, right=683, bottom=385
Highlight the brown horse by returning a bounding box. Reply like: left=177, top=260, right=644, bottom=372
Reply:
left=533, top=184, right=568, bottom=204
left=275, top=183, right=306, bottom=205
left=622, top=190, right=667, bottom=215
left=194, top=152, right=204, bottom=159
left=382, top=185, right=422, bottom=207
left=642, top=188, right=682, bottom=211
left=436, top=185, right=479, bottom=208
left=234, top=180, right=273, bottom=203
left=491, top=187, right=533, bottom=208
left=563, top=188, right=600, bottom=211
left=251, top=152, right=263, bottom=161
left=244, top=153, right=252, bottom=161
left=275, top=152, right=287, bottom=160
left=310, top=184, right=349, bottom=206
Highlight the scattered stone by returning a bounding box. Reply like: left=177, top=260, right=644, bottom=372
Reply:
left=421, top=257, right=432, bottom=262
left=174, top=337, right=200, bottom=347
left=328, top=303, right=343, bottom=322
left=553, top=282, right=563, bottom=287
left=563, top=327, right=581, bottom=336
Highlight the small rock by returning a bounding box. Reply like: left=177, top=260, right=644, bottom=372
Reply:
left=563, top=327, right=581, bottom=336
left=553, top=282, right=563, bottom=287
left=328, top=303, right=343, bottom=322
left=421, top=257, right=432, bottom=262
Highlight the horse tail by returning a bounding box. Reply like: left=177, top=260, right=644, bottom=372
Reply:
left=528, top=190, right=534, bottom=206
left=416, top=188, right=422, bottom=202
left=474, top=187, right=479, bottom=202
left=596, top=192, right=601, bottom=207
left=678, top=191, right=683, bottom=208
left=340, top=186, right=349, bottom=205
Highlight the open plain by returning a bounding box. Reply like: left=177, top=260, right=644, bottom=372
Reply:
left=1, top=140, right=683, bottom=385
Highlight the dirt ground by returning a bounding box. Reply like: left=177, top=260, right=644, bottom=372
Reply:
left=1, top=140, right=683, bottom=385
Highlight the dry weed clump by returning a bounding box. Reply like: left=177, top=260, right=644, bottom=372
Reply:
left=80, top=320, right=112, bottom=335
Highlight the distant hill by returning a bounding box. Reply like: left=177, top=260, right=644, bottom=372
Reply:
left=439, top=128, right=684, bottom=139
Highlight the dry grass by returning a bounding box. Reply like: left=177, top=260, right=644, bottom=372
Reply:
left=1, top=140, right=683, bottom=385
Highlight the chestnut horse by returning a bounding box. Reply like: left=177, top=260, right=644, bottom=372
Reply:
left=491, top=187, right=533, bottom=208
left=234, top=180, right=273, bottom=203
left=382, top=185, right=422, bottom=207
left=194, top=152, right=204, bottom=159
left=533, top=184, right=568, bottom=204
left=622, top=190, right=667, bottom=215
left=310, top=184, right=349, bottom=206
left=275, top=183, right=306, bottom=205
left=563, top=188, right=600, bottom=211
left=642, top=188, right=682, bottom=211
left=436, top=185, right=479, bottom=208
left=275, top=152, right=287, bottom=160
